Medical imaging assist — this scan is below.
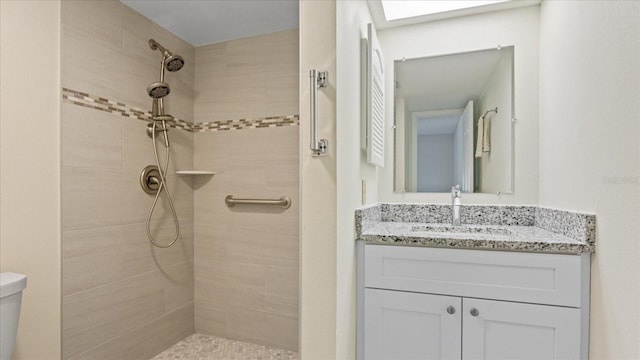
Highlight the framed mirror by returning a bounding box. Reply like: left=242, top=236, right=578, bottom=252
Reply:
left=393, top=46, right=514, bottom=194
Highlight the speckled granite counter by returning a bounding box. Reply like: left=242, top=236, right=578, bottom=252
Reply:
left=356, top=204, right=596, bottom=254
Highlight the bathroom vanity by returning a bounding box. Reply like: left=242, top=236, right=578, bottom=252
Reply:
left=355, top=204, right=595, bottom=360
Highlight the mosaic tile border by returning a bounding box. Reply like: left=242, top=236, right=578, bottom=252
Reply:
left=62, top=88, right=299, bottom=132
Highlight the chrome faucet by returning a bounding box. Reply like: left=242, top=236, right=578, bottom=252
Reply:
left=451, top=185, right=461, bottom=226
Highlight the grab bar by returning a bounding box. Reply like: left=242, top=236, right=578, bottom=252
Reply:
left=310, top=69, right=328, bottom=157
left=225, top=195, right=291, bottom=209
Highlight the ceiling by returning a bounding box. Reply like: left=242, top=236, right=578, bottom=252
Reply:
left=367, top=0, right=540, bottom=30
left=121, top=0, right=299, bottom=46
left=120, top=0, right=539, bottom=46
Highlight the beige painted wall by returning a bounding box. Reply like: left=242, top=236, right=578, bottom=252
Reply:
left=336, top=1, right=378, bottom=358
left=193, top=29, right=299, bottom=351
left=299, top=0, right=338, bottom=358
left=60, top=1, right=195, bottom=358
left=0, top=1, right=62, bottom=359
left=538, top=1, right=640, bottom=358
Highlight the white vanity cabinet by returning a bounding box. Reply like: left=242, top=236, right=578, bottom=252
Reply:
left=357, top=243, right=591, bottom=360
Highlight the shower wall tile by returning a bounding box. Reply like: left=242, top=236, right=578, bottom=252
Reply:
left=195, top=28, right=298, bottom=123
left=195, top=260, right=266, bottom=310
left=62, top=167, right=140, bottom=230
left=120, top=219, right=194, bottom=269
left=62, top=0, right=195, bottom=117
left=226, top=308, right=268, bottom=344
left=194, top=301, right=228, bottom=335
left=67, top=337, right=123, bottom=360
left=121, top=10, right=195, bottom=119
left=63, top=225, right=124, bottom=295
left=62, top=168, right=195, bottom=230
left=266, top=72, right=300, bottom=117
left=194, top=124, right=299, bottom=351
left=61, top=0, right=124, bottom=49
left=62, top=103, right=122, bottom=169
left=63, top=218, right=195, bottom=296
left=62, top=270, right=165, bottom=358
left=121, top=303, right=194, bottom=360
left=164, top=261, right=195, bottom=312
left=264, top=313, right=299, bottom=352
left=265, top=266, right=299, bottom=317
left=224, top=309, right=298, bottom=352
left=197, top=224, right=298, bottom=268
left=61, top=1, right=195, bottom=359
left=62, top=25, right=153, bottom=112
left=122, top=119, right=154, bottom=170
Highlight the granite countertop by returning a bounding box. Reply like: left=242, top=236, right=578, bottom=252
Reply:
left=356, top=204, right=596, bottom=255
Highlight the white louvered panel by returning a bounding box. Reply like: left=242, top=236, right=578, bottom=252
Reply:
left=366, top=23, right=385, bottom=167
left=370, top=77, right=384, bottom=159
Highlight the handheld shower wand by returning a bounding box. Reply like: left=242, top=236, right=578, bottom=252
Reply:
left=142, top=39, right=185, bottom=248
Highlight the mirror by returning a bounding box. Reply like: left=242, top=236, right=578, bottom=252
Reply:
left=394, top=46, right=514, bottom=193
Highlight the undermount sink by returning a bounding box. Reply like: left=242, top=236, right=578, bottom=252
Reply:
left=410, top=225, right=513, bottom=236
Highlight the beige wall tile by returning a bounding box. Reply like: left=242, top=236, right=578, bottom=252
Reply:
left=62, top=24, right=155, bottom=111
left=61, top=2, right=195, bottom=358
left=62, top=271, right=165, bottom=358
left=264, top=313, right=299, bottom=351
left=63, top=1, right=194, bottom=116
left=61, top=0, right=123, bottom=49
left=122, top=119, right=160, bottom=171
left=195, top=260, right=265, bottom=310
left=68, top=337, right=123, bottom=360
left=121, top=303, right=194, bottom=360
left=226, top=308, right=267, bottom=345
left=195, top=29, right=299, bottom=123
left=121, top=220, right=193, bottom=276
left=62, top=167, right=131, bottom=230
left=62, top=103, right=122, bottom=169
left=265, top=266, right=299, bottom=317
left=194, top=301, right=227, bottom=335
left=196, top=224, right=297, bottom=268
left=164, top=261, right=194, bottom=312
left=194, top=33, right=300, bottom=345
left=62, top=226, right=122, bottom=295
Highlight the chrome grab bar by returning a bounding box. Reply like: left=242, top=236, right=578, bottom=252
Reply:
left=225, top=195, right=291, bottom=209
left=310, top=69, right=328, bottom=157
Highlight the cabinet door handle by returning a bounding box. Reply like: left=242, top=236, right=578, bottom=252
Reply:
left=446, top=306, right=456, bottom=314
left=470, top=308, right=480, bottom=317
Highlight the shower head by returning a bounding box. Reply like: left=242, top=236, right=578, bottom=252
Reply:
left=147, top=81, right=170, bottom=98
left=165, top=54, right=184, bottom=72
left=149, top=39, right=184, bottom=72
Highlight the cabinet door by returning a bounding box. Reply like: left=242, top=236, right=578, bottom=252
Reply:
left=463, top=298, right=581, bottom=359
left=364, top=288, right=462, bottom=360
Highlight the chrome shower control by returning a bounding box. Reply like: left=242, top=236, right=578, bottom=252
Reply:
left=140, top=165, right=161, bottom=195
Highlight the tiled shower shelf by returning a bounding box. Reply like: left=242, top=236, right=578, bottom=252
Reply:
left=176, top=171, right=215, bottom=175
left=355, top=204, right=596, bottom=255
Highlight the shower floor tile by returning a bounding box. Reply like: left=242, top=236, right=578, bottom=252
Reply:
left=151, top=333, right=299, bottom=360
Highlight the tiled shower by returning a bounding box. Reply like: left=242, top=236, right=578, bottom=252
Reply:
left=60, top=1, right=299, bottom=359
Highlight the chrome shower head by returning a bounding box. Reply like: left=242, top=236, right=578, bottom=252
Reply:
left=147, top=81, right=170, bottom=98
left=149, top=39, right=184, bottom=72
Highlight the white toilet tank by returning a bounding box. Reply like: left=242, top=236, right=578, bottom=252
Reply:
left=0, top=273, right=27, bottom=360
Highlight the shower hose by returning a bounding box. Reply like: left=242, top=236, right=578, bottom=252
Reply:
left=147, top=119, right=180, bottom=248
